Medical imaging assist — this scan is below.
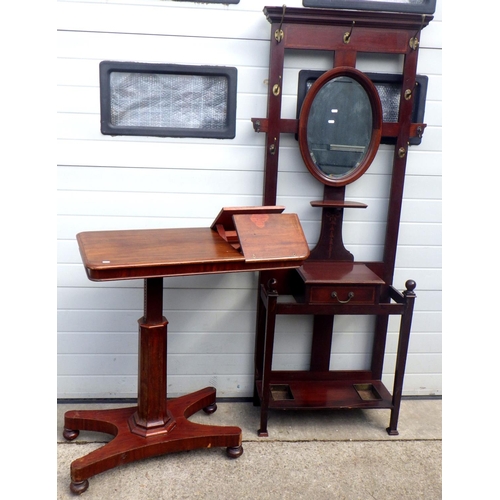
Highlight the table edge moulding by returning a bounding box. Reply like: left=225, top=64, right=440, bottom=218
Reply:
left=63, top=206, right=309, bottom=494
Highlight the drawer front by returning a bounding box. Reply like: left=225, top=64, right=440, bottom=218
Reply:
left=309, top=285, right=378, bottom=305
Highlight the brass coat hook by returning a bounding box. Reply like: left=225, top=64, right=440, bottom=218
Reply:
left=269, top=137, right=277, bottom=155
left=343, top=21, right=355, bottom=44
left=275, top=5, right=286, bottom=43
left=409, top=15, right=426, bottom=50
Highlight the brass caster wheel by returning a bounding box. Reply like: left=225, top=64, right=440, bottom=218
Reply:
left=70, top=479, right=89, bottom=495
left=226, top=445, right=243, bottom=459
left=202, top=403, right=217, bottom=415
left=63, top=428, right=80, bottom=441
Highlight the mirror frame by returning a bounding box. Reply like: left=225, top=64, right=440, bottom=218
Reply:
left=298, top=66, right=383, bottom=187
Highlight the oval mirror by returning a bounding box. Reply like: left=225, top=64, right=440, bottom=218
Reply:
left=298, top=67, right=382, bottom=187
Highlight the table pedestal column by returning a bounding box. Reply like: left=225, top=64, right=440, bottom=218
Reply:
left=129, top=278, right=174, bottom=437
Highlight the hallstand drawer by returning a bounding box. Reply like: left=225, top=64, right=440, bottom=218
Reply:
left=309, top=285, right=378, bottom=305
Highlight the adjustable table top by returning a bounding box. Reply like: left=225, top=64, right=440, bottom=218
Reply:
left=77, top=212, right=310, bottom=281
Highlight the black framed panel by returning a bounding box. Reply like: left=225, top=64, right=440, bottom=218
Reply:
left=296, top=70, right=428, bottom=145
left=302, top=0, right=436, bottom=15
left=100, top=61, right=238, bottom=139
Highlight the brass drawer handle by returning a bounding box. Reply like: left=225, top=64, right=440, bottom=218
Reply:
left=331, top=291, right=354, bottom=304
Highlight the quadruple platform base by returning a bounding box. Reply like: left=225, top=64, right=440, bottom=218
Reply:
left=63, top=387, right=243, bottom=495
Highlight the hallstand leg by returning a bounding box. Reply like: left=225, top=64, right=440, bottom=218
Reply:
left=387, top=281, right=416, bottom=435
left=253, top=280, right=267, bottom=407
left=258, top=282, right=278, bottom=437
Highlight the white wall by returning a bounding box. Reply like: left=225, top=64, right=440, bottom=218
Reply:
left=57, top=0, right=442, bottom=399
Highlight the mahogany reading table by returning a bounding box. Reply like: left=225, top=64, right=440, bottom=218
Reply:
left=63, top=207, right=309, bottom=494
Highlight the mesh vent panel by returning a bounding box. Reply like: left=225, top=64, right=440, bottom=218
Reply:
left=110, top=72, right=229, bottom=130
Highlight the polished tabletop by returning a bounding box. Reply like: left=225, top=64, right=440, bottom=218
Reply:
left=77, top=214, right=309, bottom=281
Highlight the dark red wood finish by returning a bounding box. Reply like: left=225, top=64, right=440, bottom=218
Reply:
left=64, top=210, right=309, bottom=493
left=252, top=6, right=429, bottom=437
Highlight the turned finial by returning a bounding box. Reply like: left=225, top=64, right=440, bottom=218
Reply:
left=267, top=277, right=278, bottom=294
left=405, top=279, right=416, bottom=291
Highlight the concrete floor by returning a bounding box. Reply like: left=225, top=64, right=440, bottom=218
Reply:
left=57, top=398, right=441, bottom=499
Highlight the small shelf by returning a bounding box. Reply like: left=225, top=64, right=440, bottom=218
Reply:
left=297, top=261, right=385, bottom=285
left=310, top=200, right=368, bottom=208
left=256, top=378, right=393, bottom=410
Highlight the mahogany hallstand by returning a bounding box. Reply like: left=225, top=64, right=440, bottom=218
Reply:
left=250, top=6, right=431, bottom=438
left=63, top=208, right=309, bottom=494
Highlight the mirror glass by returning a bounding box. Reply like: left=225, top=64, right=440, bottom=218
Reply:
left=299, top=67, right=382, bottom=187
left=306, top=76, right=372, bottom=179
